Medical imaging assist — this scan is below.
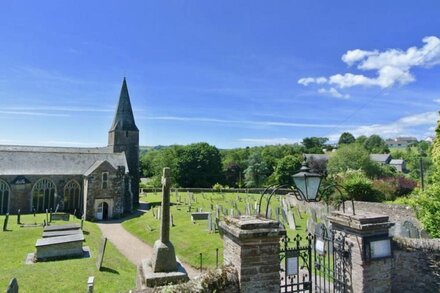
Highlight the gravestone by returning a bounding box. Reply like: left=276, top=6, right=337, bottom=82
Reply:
left=207, top=214, right=212, bottom=232
left=46, top=209, right=49, bottom=224
left=402, top=220, right=420, bottom=238
left=35, top=233, right=85, bottom=260
left=55, top=204, right=60, bottom=213
left=6, top=278, right=18, bottom=293
left=152, top=208, right=155, bottom=218
left=17, top=209, right=21, bottom=225
left=245, top=203, right=251, bottom=216
left=307, top=218, right=316, bottom=234
left=3, top=213, right=9, bottom=231
left=310, top=208, right=317, bottom=222
left=170, top=214, right=174, bottom=227
left=157, top=208, right=161, bottom=220
left=191, top=212, right=210, bottom=221
left=96, top=237, right=107, bottom=270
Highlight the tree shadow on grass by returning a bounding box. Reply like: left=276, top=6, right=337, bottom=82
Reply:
left=100, top=267, right=119, bottom=274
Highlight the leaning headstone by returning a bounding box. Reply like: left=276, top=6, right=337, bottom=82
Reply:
left=55, top=204, right=60, bottom=213
left=6, top=278, right=18, bottom=293
left=96, top=237, right=107, bottom=270
left=46, top=209, right=49, bottom=224
left=3, top=213, right=9, bottom=231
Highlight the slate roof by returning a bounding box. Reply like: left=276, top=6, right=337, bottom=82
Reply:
left=390, top=159, right=404, bottom=165
left=109, top=78, right=138, bottom=132
left=0, top=145, right=128, bottom=176
left=304, top=154, right=330, bottom=161
left=369, top=154, right=391, bottom=164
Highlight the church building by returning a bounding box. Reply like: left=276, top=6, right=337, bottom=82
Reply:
left=0, top=78, right=140, bottom=220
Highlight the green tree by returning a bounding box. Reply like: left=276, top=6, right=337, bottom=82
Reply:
left=338, top=132, right=355, bottom=145
left=363, top=135, right=389, bottom=153
left=327, top=144, right=381, bottom=178
left=355, top=135, right=368, bottom=145
left=244, top=152, right=269, bottom=187
left=175, top=143, right=223, bottom=187
left=273, top=155, right=302, bottom=185
left=302, top=137, right=328, bottom=153
left=411, top=184, right=440, bottom=237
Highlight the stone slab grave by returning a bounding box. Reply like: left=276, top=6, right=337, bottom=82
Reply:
left=42, top=229, right=83, bottom=238
left=191, top=212, right=211, bottom=221
left=6, top=278, right=18, bottom=293
left=51, top=213, right=70, bottom=221
left=35, top=233, right=85, bottom=261
left=43, top=223, right=80, bottom=232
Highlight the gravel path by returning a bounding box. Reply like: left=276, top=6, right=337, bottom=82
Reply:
left=96, top=203, right=200, bottom=278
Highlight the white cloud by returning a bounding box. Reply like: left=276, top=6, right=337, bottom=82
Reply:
left=328, top=111, right=438, bottom=141
left=141, top=115, right=355, bottom=128
left=299, top=36, right=440, bottom=91
left=433, top=98, right=440, bottom=104
left=318, top=87, right=350, bottom=99
left=298, top=77, right=327, bottom=86
left=238, top=137, right=301, bottom=145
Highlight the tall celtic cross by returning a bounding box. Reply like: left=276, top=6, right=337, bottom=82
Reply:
left=160, top=167, right=171, bottom=243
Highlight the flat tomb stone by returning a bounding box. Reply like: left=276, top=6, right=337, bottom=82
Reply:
left=51, top=213, right=70, bottom=221
left=191, top=212, right=210, bottom=221
left=43, top=223, right=80, bottom=232
left=35, top=234, right=84, bottom=260
left=42, top=229, right=83, bottom=238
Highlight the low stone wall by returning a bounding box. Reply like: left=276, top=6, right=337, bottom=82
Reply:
left=140, top=188, right=291, bottom=195
left=392, top=236, right=440, bottom=292
left=132, top=266, right=239, bottom=293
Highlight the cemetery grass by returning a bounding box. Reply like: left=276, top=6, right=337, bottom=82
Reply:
left=0, top=214, right=135, bottom=293
left=123, top=192, right=309, bottom=270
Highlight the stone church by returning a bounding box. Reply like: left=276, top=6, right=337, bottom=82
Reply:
left=0, top=78, right=140, bottom=220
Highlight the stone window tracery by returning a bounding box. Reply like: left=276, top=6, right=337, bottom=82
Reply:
left=0, top=179, right=10, bottom=214
left=32, top=178, right=56, bottom=212
left=64, top=180, right=81, bottom=211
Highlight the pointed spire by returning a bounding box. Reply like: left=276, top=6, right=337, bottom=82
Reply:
left=109, top=78, right=138, bottom=132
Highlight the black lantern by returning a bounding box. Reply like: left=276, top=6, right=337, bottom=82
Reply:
left=292, top=162, right=322, bottom=202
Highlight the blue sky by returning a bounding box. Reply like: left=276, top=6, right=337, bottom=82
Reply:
left=0, top=1, right=439, bottom=148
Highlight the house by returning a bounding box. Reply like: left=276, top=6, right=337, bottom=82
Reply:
left=385, top=137, right=417, bottom=148
left=389, top=159, right=406, bottom=172
left=369, top=154, right=392, bottom=165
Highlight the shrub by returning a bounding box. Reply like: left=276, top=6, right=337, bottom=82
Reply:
left=212, top=183, right=224, bottom=192
left=411, top=184, right=440, bottom=238
left=372, top=179, right=396, bottom=201
left=336, top=170, right=384, bottom=202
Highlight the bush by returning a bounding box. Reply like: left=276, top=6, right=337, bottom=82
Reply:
left=372, top=179, right=396, bottom=201
left=212, top=183, right=224, bottom=192
left=411, top=184, right=440, bottom=238
left=336, top=170, right=384, bottom=202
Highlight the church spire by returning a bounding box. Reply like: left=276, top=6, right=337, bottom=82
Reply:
left=109, top=78, right=138, bottom=132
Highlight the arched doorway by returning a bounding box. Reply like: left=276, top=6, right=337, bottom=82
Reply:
left=63, top=180, right=81, bottom=212
left=96, top=201, right=110, bottom=220
left=32, top=178, right=56, bottom=212
left=102, top=202, right=109, bottom=220
left=0, top=179, right=10, bottom=214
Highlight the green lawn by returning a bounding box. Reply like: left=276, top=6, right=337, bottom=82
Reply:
left=123, top=191, right=308, bottom=270
left=0, top=214, right=136, bottom=293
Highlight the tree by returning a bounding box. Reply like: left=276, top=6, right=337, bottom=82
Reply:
left=355, top=135, right=368, bottom=145
left=327, top=144, right=380, bottom=177
left=273, top=155, right=302, bottom=185
left=302, top=137, right=328, bottom=153
left=244, top=152, right=269, bottom=187
left=175, top=143, right=223, bottom=187
left=224, top=163, right=242, bottom=187
left=363, top=135, right=389, bottom=153
left=338, top=132, right=355, bottom=145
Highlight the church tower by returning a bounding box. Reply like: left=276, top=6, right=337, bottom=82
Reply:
left=108, top=78, right=140, bottom=205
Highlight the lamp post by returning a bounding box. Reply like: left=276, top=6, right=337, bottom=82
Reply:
left=291, top=162, right=323, bottom=202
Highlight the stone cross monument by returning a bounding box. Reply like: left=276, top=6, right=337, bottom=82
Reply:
left=138, top=167, right=189, bottom=288
left=151, top=167, right=177, bottom=272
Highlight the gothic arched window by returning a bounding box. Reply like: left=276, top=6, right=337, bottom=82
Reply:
left=32, top=179, right=56, bottom=212
left=64, top=180, right=81, bottom=211
left=0, top=179, right=10, bottom=214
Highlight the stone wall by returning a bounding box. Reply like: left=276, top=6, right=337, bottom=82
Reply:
left=84, top=161, right=125, bottom=220
left=132, top=266, right=239, bottom=293
left=392, top=236, right=440, bottom=292
left=0, top=174, right=83, bottom=214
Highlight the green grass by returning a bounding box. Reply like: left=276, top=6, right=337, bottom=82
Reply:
left=0, top=214, right=135, bottom=293
left=123, top=192, right=308, bottom=270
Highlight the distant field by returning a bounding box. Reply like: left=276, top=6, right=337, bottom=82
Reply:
left=0, top=214, right=135, bottom=293
left=123, top=191, right=308, bottom=270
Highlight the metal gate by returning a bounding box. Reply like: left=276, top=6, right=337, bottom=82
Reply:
left=280, top=226, right=352, bottom=292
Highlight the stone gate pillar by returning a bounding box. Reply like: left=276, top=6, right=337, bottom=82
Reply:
left=219, top=216, right=285, bottom=293
left=328, top=211, right=394, bottom=293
